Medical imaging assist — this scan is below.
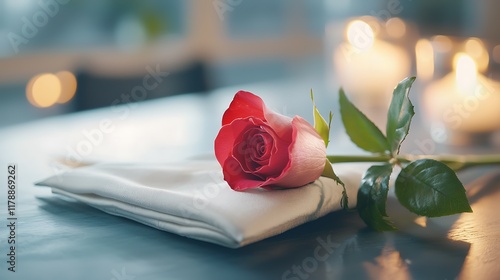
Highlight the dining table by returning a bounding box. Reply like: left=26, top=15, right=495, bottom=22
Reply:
left=0, top=77, right=499, bottom=280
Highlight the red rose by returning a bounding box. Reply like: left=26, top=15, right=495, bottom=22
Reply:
left=214, top=91, right=326, bottom=191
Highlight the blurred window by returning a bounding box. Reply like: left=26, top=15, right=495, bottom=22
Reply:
left=0, top=0, right=186, bottom=56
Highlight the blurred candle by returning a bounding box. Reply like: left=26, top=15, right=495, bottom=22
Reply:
left=431, top=35, right=453, bottom=53
left=415, top=39, right=434, bottom=81
left=423, top=53, right=500, bottom=134
left=333, top=19, right=411, bottom=107
left=464, top=37, right=489, bottom=73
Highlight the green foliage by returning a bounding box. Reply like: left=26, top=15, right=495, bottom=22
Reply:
left=339, top=89, right=390, bottom=153
left=336, top=77, right=472, bottom=231
left=395, top=159, right=473, bottom=217
left=386, top=77, right=416, bottom=154
left=310, top=90, right=332, bottom=147
left=357, top=164, right=396, bottom=231
left=322, top=159, right=348, bottom=209
left=311, top=91, right=348, bottom=208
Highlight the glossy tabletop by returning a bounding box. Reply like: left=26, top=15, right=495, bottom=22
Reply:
left=0, top=78, right=499, bottom=280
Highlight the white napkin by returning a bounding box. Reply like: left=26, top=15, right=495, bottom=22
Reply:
left=36, top=160, right=365, bottom=248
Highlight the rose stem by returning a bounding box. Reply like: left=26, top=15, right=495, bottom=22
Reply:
left=327, top=154, right=500, bottom=171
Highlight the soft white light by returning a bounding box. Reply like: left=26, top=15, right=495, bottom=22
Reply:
left=346, top=20, right=374, bottom=51
left=454, top=53, right=477, bottom=93
left=415, top=39, right=434, bottom=81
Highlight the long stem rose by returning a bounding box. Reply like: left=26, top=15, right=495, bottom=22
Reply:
left=214, top=91, right=326, bottom=191
left=214, top=77, right=500, bottom=232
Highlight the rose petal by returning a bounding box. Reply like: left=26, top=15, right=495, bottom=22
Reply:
left=263, top=110, right=293, bottom=140
left=214, top=124, right=236, bottom=166
left=230, top=121, right=268, bottom=172
left=252, top=130, right=288, bottom=177
left=265, top=116, right=326, bottom=187
left=215, top=117, right=260, bottom=166
left=222, top=91, right=293, bottom=141
left=216, top=91, right=327, bottom=191
left=244, top=130, right=270, bottom=165
left=222, top=91, right=266, bottom=126
left=222, top=157, right=268, bottom=191
left=231, top=123, right=289, bottom=178
left=249, top=133, right=273, bottom=164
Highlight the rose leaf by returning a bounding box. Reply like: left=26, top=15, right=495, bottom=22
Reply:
left=310, top=89, right=331, bottom=147
left=322, top=159, right=348, bottom=209
left=395, top=159, right=473, bottom=217
left=357, top=164, right=396, bottom=231
left=386, top=77, right=416, bottom=155
left=339, top=89, right=390, bottom=153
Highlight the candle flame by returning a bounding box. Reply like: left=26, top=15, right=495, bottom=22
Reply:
left=346, top=20, right=374, bottom=51
left=454, top=53, right=477, bottom=92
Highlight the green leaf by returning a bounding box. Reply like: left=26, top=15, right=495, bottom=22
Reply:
left=386, top=77, right=416, bottom=154
left=395, top=159, right=473, bottom=217
left=322, top=159, right=348, bottom=209
left=357, top=164, right=395, bottom=231
left=339, top=89, right=390, bottom=153
left=310, top=90, right=331, bottom=147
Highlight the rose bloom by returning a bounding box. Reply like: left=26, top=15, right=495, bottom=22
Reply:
left=214, top=91, right=326, bottom=191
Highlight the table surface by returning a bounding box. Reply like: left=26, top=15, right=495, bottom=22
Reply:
left=0, top=78, right=499, bottom=280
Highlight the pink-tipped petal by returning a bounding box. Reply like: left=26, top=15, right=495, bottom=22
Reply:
left=216, top=91, right=327, bottom=191
left=268, top=116, right=326, bottom=187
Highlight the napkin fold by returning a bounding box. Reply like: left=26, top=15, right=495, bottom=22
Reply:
left=36, top=160, right=365, bottom=248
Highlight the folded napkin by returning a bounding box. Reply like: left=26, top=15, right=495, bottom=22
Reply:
left=36, top=160, right=365, bottom=248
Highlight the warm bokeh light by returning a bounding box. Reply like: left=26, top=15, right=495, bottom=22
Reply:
left=26, top=73, right=61, bottom=108
left=362, top=16, right=381, bottom=35
left=464, top=37, right=489, bottom=72
left=454, top=53, right=477, bottom=91
left=432, top=35, right=452, bottom=52
left=26, top=71, right=76, bottom=108
left=493, top=45, right=500, bottom=63
left=56, top=71, right=77, bottom=104
left=386, top=17, right=406, bottom=38
left=465, top=38, right=485, bottom=57
left=346, top=20, right=374, bottom=51
left=363, top=244, right=411, bottom=280
left=415, top=39, right=434, bottom=81
left=334, top=19, right=410, bottom=108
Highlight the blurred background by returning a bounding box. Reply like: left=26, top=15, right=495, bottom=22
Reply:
left=1, top=0, right=500, bottom=145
